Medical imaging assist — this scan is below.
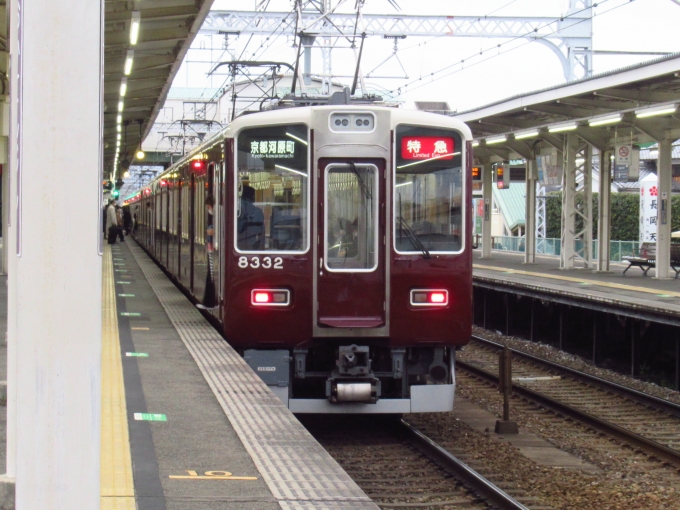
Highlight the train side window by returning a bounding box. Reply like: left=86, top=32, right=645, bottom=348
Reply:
left=394, top=125, right=464, bottom=254
left=235, top=124, right=309, bottom=253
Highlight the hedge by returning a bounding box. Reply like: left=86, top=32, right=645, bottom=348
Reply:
left=545, top=192, right=680, bottom=241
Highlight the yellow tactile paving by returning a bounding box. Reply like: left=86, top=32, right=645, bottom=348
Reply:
left=101, top=245, right=136, bottom=509
left=475, top=264, right=680, bottom=298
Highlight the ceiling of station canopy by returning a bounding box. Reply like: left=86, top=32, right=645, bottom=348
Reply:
left=455, top=53, right=680, bottom=160
left=104, top=0, right=214, bottom=179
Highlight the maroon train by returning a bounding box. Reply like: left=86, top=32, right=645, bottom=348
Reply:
left=126, top=103, right=473, bottom=413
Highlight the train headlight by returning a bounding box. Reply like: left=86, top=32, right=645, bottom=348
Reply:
left=251, top=289, right=290, bottom=307
left=410, top=289, right=449, bottom=307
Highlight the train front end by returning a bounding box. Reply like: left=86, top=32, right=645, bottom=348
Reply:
left=225, top=105, right=473, bottom=413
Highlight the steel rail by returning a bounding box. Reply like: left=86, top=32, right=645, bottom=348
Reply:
left=400, top=420, right=530, bottom=510
left=470, top=334, right=680, bottom=417
left=458, top=343, right=680, bottom=468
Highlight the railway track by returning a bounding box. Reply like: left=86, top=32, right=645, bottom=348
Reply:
left=302, top=415, right=532, bottom=510
left=457, top=335, right=680, bottom=468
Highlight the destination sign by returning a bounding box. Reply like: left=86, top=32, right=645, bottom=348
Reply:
left=249, top=140, right=295, bottom=159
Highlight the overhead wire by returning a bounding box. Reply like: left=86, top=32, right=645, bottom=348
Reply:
left=387, top=0, right=634, bottom=98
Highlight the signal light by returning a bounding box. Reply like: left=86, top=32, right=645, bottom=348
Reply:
left=111, top=190, right=120, bottom=199
left=251, top=289, right=291, bottom=307
left=410, top=289, right=449, bottom=307
left=471, top=166, right=481, bottom=181
left=495, top=164, right=509, bottom=189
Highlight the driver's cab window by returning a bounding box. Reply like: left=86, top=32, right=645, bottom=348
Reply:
left=235, top=124, right=309, bottom=253
left=394, top=126, right=464, bottom=254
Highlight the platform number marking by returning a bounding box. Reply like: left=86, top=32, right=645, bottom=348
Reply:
left=134, top=413, right=166, bottom=421
left=169, top=470, right=257, bottom=481
left=238, top=256, right=283, bottom=270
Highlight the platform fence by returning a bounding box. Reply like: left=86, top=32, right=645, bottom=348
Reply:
left=475, top=236, right=640, bottom=263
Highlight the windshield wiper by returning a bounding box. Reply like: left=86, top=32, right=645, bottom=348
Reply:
left=348, top=162, right=372, bottom=200
left=398, top=216, right=430, bottom=259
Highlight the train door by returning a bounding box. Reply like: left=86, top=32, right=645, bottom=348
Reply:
left=317, top=158, right=386, bottom=328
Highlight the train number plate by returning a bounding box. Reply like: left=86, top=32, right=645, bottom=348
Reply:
left=238, top=256, right=283, bottom=269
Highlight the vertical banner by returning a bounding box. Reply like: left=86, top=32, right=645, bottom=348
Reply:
left=639, top=173, right=658, bottom=243
left=536, top=148, right=562, bottom=186
left=614, top=144, right=639, bottom=182
left=474, top=198, right=483, bottom=234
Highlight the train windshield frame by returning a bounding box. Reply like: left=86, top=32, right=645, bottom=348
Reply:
left=235, top=123, right=310, bottom=254
left=393, top=124, right=464, bottom=255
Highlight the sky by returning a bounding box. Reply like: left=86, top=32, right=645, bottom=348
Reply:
left=173, top=0, right=680, bottom=113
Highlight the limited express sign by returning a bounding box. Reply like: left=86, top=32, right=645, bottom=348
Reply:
left=401, top=136, right=454, bottom=160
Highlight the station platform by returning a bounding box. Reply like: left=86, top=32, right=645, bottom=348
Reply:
left=473, top=250, right=680, bottom=325
left=101, top=241, right=378, bottom=510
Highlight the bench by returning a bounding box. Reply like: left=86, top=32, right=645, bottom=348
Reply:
left=622, top=243, right=680, bottom=278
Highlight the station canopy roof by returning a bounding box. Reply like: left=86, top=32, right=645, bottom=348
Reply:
left=104, top=0, right=214, bottom=178
left=455, top=53, right=680, bottom=161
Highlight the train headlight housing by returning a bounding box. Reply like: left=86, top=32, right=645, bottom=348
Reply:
left=251, top=289, right=290, bottom=307
left=410, top=289, right=448, bottom=307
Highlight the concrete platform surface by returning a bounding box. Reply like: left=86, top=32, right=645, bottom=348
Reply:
left=474, top=250, right=680, bottom=320
left=104, top=241, right=378, bottom=510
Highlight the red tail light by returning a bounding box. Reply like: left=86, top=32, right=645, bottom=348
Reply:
left=254, top=292, right=271, bottom=303
left=251, top=289, right=291, bottom=307
left=410, top=289, right=449, bottom=307
left=429, top=292, right=446, bottom=303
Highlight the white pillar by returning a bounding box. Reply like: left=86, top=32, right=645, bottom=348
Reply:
left=596, top=150, right=611, bottom=272
left=5, top=0, right=19, bottom=480
left=583, top=144, right=593, bottom=268
left=11, top=1, right=103, bottom=507
left=524, top=160, right=536, bottom=264
left=1, top=101, right=8, bottom=276
left=560, top=134, right=577, bottom=269
left=655, top=139, right=672, bottom=279
left=481, top=163, right=492, bottom=258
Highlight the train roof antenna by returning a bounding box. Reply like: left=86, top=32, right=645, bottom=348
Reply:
left=351, top=33, right=366, bottom=96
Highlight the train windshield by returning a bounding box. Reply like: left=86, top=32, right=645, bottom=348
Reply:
left=236, top=124, right=309, bottom=252
left=394, top=126, right=463, bottom=254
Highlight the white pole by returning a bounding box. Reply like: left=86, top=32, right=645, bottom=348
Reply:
left=656, top=139, right=672, bottom=279
left=11, top=0, right=103, bottom=507
left=481, top=163, right=492, bottom=258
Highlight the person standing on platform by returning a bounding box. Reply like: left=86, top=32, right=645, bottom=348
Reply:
left=106, top=200, right=118, bottom=245
left=116, top=205, right=125, bottom=242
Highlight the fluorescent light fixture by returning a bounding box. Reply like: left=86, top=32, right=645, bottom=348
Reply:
left=514, top=130, right=539, bottom=140
left=635, top=104, right=677, bottom=118
left=118, top=101, right=124, bottom=112
left=548, top=122, right=577, bottom=133
left=120, top=78, right=127, bottom=97
left=472, top=140, right=479, bottom=147
left=486, top=135, right=506, bottom=145
left=285, top=132, right=308, bottom=146
left=396, top=182, right=412, bottom=187
left=588, top=114, right=621, bottom=127
left=130, top=11, right=141, bottom=45
left=275, top=164, right=307, bottom=177
left=116, top=114, right=122, bottom=124
left=124, top=50, right=134, bottom=76
left=117, top=124, right=122, bottom=132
